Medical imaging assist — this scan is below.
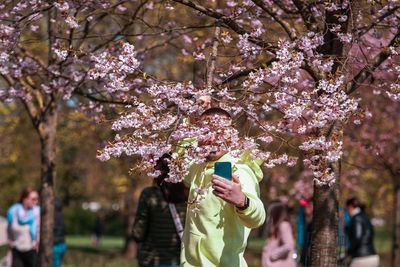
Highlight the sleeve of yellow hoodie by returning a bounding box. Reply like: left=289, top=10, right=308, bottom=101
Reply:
left=233, top=163, right=266, bottom=229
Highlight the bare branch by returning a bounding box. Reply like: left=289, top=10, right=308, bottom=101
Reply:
left=252, top=0, right=297, bottom=40
left=90, top=0, right=149, bottom=53
left=207, top=21, right=221, bottom=87
left=346, top=29, right=400, bottom=95
left=47, top=7, right=55, bottom=67
left=73, top=89, right=128, bottom=105
left=272, top=0, right=299, bottom=14
left=172, top=0, right=275, bottom=49
left=17, top=5, right=53, bottom=23
left=357, top=5, right=400, bottom=39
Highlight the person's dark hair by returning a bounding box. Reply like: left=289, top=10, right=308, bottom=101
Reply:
left=19, top=187, right=34, bottom=203
left=266, top=199, right=291, bottom=238
left=346, top=197, right=366, bottom=212
left=154, top=153, right=188, bottom=203
left=346, top=197, right=361, bottom=208
left=155, top=153, right=171, bottom=185
left=199, top=107, right=232, bottom=120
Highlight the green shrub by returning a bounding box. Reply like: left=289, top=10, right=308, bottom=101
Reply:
left=103, top=210, right=124, bottom=236
left=63, top=206, right=125, bottom=236
left=64, top=206, right=96, bottom=235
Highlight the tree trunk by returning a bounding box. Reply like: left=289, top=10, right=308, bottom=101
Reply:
left=310, top=164, right=340, bottom=267
left=38, top=104, right=57, bottom=267
left=122, top=193, right=137, bottom=258
left=392, top=174, right=400, bottom=267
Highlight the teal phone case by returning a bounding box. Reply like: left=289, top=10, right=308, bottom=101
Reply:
left=214, top=162, right=232, bottom=181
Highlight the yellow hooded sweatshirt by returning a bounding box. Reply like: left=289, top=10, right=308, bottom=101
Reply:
left=181, top=152, right=265, bottom=267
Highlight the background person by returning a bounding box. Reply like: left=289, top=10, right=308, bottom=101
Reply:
left=261, top=199, right=295, bottom=267
left=338, top=206, right=351, bottom=266
left=346, top=197, right=379, bottom=267
left=92, top=210, right=105, bottom=247
left=297, top=197, right=313, bottom=266
left=133, top=154, right=188, bottom=267
left=53, top=198, right=66, bottom=267
left=7, top=187, right=40, bottom=267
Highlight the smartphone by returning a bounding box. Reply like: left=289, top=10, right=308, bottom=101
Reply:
left=214, top=162, right=232, bottom=181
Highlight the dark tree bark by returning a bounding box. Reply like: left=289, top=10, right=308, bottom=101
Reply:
left=122, top=193, right=137, bottom=258
left=37, top=8, right=57, bottom=266
left=311, top=160, right=340, bottom=267
left=311, top=182, right=339, bottom=266
left=37, top=103, right=57, bottom=267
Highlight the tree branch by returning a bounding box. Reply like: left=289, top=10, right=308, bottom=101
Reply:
left=172, top=0, right=275, bottom=49
left=217, top=57, right=276, bottom=86
left=346, top=28, right=400, bottom=95
left=90, top=0, right=149, bottom=53
left=356, top=5, right=400, bottom=39
left=272, top=0, right=299, bottom=14
left=252, top=0, right=297, bottom=40
left=207, top=21, right=221, bottom=87
left=47, top=7, right=55, bottom=67
left=73, top=89, right=129, bottom=105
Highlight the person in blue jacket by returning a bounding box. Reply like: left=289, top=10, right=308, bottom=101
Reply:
left=297, top=198, right=313, bottom=266
left=297, top=198, right=351, bottom=266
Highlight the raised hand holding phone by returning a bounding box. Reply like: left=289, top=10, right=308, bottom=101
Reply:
left=212, top=162, right=247, bottom=208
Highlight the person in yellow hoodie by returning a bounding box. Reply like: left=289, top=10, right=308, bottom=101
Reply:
left=181, top=107, right=266, bottom=267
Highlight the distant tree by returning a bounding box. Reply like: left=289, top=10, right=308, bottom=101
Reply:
left=0, top=1, right=154, bottom=265
left=0, top=104, right=40, bottom=213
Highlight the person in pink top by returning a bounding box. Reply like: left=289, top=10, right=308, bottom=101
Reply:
left=261, top=200, right=296, bottom=267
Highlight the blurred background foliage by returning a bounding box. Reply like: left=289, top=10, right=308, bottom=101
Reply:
left=0, top=99, right=393, bottom=234
left=0, top=102, right=151, bottom=236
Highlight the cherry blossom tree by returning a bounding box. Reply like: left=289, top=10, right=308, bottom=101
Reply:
left=2, top=1, right=400, bottom=267
left=93, top=1, right=399, bottom=266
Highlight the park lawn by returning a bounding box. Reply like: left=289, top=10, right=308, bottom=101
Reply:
left=63, top=236, right=137, bottom=267
left=0, top=227, right=392, bottom=267
left=64, top=229, right=393, bottom=267
left=0, top=236, right=138, bottom=267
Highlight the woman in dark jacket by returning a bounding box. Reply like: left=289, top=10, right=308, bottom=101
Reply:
left=133, top=154, right=188, bottom=267
left=345, top=197, right=379, bottom=267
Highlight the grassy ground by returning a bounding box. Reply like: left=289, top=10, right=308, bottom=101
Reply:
left=63, top=236, right=138, bottom=267
left=0, top=227, right=392, bottom=267
left=0, top=236, right=138, bottom=267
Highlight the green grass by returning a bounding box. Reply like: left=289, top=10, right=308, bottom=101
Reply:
left=63, top=250, right=137, bottom=267
left=64, top=236, right=137, bottom=267
left=66, top=236, right=125, bottom=251
left=0, top=228, right=392, bottom=267
left=374, top=227, right=392, bottom=254
left=0, top=236, right=137, bottom=267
